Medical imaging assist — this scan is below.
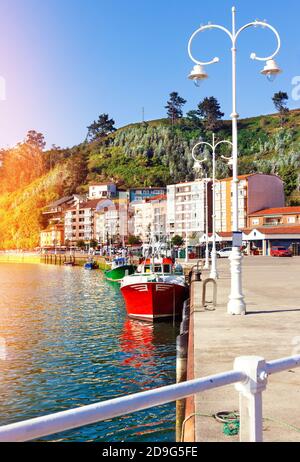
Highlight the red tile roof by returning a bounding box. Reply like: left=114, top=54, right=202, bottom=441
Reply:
left=243, top=226, right=300, bottom=235
left=249, top=207, right=300, bottom=217
left=65, top=199, right=107, bottom=212
left=208, top=232, right=232, bottom=237
left=219, top=232, right=233, bottom=237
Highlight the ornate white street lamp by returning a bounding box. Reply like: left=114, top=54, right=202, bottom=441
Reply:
left=192, top=135, right=233, bottom=280
left=188, top=6, right=281, bottom=315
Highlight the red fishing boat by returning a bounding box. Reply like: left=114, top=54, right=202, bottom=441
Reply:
left=120, top=257, right=188, bottom=322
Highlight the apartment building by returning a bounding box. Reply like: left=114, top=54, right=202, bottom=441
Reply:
left=42, top=195, right=86, bottom=225
left=130, top=195, right=167, bottom=243
left=104, top=203, right=122, bottom=244
left=95, top=210, right=106, bottom=244
left=149, top=194, right=167, bottom=238
left=131, top=201, right=153, bottom=243
left=94, top=198, right=132, bottom=245
left=40, top=224, right=64, bottom=249
left=167, top=180, right=211, bottom=240
left=64, top=199, right=104, bottom=245
left=215, top=174, right=285, bottom=233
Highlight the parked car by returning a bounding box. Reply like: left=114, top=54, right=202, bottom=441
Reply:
left=216, top=247, right=232, bottom=258
left=270, top=246, right=292, bottom=257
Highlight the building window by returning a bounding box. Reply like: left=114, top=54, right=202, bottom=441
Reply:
left=288, top=216, right=296, bottom=224
left=252, top=219, right=259, bottom=225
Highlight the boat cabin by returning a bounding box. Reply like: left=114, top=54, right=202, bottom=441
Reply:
left=139, top=258, right=176, bottom=274
left=111, top=257, right=127, bottom=269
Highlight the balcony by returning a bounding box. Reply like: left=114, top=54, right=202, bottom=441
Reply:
left=263, top=219, right=283, bottom=227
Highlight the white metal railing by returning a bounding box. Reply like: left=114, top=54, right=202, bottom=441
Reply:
left=0, top=354, right=299, bottom=443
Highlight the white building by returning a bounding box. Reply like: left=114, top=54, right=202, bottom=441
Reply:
left=88, top=183, right=117, bottom=200
left=148, top=195, right=167, bottom=238
left=131, top=201, right=153, bottom=243
left=131, top=195, right=167, bottom=243
left=105, top=205, right=120, bottom=243
left=95, top=210, right=106, bottom=244
left=94, top=198, right=130, bottom=246
left=167, top=180, right=211, bottom=240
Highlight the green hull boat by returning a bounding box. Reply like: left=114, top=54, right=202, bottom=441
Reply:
left=104, top=264, right=136, bottom=282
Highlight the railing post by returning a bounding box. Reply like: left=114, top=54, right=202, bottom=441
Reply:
left=234, top=356, right=268, bottom=442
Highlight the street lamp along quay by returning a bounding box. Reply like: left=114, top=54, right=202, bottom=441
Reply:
left=192, top=135, right=233, bottom=280
left=187, top=6, right=282, bottom=315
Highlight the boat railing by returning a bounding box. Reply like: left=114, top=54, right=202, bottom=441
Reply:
left=0, top=354, right=299, bottom=442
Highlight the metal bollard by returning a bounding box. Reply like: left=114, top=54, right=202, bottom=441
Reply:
left=202, top=278, right=217, bottom=311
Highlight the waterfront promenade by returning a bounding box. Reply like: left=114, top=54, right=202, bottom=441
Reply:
left=0, top=252, right=111, bottom=270
left=187, top=256, right=300, bottom=442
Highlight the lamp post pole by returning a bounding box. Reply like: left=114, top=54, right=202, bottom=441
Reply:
left=203, top=173, right=210, bottom=270
left=188, top=6, right=281, bottom=315
left=185, top=211, right=189, bottom=264
left=192, top=135, right=233, bottom=280
left=211, top=139, right=217, bottom=279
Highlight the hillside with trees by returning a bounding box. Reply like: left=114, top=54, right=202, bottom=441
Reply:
left=1, top=96, right=300, bottom=249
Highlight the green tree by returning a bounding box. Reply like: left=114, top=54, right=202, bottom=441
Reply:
left=279, top=164, right=298, bottom=197
left=87, top=114, right=116, bottom=142
left=0, top=133, right=47, bottom=193
left=25, top=130, right=46, bottom=151
left=76, top=240, right=86, bottom=249
left=171, top=235, right=184, bottom=247
left=186, top=109, right=202, bottom=127
left=197, top=96, right=224, bottom=131
left=128, top=235, right=142, bottom=245
left=272, top=91, right=289, bottom=126
left=165, top=92, right=187, bottom=124
left=89, top=239, right=98, bottom=249
left=44, top=145, right=65, bottom=171
left=64, top=149, right=89, bottom=195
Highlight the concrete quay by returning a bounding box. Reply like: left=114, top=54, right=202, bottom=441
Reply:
left=184, top=256, right=300, bottom=442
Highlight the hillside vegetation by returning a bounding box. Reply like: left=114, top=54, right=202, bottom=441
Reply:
left=1, top=110, right=300, bottom=249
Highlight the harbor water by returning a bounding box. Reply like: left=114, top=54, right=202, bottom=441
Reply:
left=0, top=264, right=177, bottom=442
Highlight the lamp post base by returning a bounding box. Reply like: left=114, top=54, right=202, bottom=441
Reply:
left=228, top=297, right=246, bottom=315
left=210, top=269, right=219, bottom=280
left=203, top=248, right=210, bottom=270
left=210, top=250, right=218, bottom=280
left=227, top=247, right=246, bottom=315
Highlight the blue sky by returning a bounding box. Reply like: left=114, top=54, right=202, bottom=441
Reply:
left=0, top=0, right=299, bottom=149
